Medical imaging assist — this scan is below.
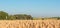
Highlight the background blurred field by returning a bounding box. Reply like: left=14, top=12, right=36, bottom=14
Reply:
left=0, top=10, right=60, bottom=28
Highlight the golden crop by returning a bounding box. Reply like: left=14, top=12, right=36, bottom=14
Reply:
left=0, top=20, right=60, bottom=28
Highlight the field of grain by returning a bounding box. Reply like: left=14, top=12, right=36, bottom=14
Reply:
left=0, top=20, right=60, bottom=28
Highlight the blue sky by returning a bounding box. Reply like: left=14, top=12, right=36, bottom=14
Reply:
left=0, top=0, right=60, bottom=17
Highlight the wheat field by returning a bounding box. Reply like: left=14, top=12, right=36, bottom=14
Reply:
left=0, top=20, right=60, bottom=28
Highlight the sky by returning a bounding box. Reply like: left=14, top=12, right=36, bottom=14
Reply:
left=0, top=0, right=60, bottom=17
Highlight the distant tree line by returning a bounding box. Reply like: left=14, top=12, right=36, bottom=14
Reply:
left=0, top=11, right=33, bottom=20
left=41, top=17, right=60, bottom=20
left=0, top=11, right=60, bottom=20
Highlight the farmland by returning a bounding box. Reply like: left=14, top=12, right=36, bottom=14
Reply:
left=0, top=20, right=60, bottom=28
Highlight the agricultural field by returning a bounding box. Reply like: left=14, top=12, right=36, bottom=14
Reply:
left=0, top=20, right=60, bottom=28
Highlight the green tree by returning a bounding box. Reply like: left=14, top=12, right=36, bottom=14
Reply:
left=7, top=15, right=16, bottom=20
left=14, top=14, right=33, bottom=20
left=0, top=11, right=8, bottom=20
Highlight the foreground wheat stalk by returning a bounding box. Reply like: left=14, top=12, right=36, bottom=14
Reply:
left=0, top=20, right=60, bottom=28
